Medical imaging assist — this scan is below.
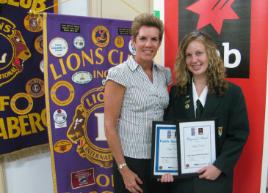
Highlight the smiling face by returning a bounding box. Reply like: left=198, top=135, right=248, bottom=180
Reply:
left=185, top=40, right=208, bottom=79
left=132, top=25, right=161, bottom=65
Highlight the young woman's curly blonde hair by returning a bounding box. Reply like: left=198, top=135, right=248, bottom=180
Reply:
left=174, top=31, right=228, bottom=95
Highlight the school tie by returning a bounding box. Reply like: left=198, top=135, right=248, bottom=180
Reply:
left=196, top=99, right=203, bottom=119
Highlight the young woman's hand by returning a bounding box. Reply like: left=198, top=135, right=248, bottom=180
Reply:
left=198, top=165, right=222, bottom=180
left=159, top=173, right=174, bottom=183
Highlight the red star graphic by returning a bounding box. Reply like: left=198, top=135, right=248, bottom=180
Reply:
left=186, top=0, right=239, bottom=34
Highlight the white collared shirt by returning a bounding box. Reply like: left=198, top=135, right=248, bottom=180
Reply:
left=192, top=80, right=208, bottom=116
left=106, top=56, right=170, bottom=159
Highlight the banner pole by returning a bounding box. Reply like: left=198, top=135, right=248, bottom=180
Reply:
left=0, top=161, right=6, bottom=193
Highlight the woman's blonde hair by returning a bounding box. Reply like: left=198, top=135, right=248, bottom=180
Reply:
left=131, top=13, right=164, bottom=43
left=175, top=31, right=228, bottom=95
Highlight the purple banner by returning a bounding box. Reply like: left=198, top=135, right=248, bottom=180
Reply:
left=43, top=13, right=131, bottom=193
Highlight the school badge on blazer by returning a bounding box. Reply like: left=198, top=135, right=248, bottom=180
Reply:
left=178, top=0, right=250, bottom=78
left=217, top=126, right=223, bottom=137
left=185, top=95, right=191, bottom=110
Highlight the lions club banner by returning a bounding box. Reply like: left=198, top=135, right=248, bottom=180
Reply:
left=43, top=13, right=131, bottom=193
left=0, top=1, right=57, bottom=155
left=165, top=0, right=268, bottom=193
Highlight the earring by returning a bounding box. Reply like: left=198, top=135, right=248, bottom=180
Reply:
left=128, top=40, right=136, bottom=55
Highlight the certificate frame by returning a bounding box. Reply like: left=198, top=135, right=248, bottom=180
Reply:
left=151, top=121, right=178, bottom=178
left=151, top=120, right=216, bottom=178
left=177, top=119, right=216, bottom=176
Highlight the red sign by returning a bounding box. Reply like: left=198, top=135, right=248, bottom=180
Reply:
left=165, top=0, right=268, bottom=192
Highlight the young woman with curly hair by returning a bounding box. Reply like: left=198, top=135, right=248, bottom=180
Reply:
left=161, top=31, right=249, bottom=193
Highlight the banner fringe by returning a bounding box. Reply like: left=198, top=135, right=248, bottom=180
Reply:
left=0, top=144, right=50, bottom=162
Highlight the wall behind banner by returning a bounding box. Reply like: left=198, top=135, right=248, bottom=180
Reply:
left=164, top=1, right=268, bottom=193
left=1, top=1, right=155, bottom=193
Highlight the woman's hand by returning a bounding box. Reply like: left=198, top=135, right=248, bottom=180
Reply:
left=198, top=165, right=222, bottom=180
left=159, top=173, right=174, bottom=183
left=120, top=167, right=143, bottom=193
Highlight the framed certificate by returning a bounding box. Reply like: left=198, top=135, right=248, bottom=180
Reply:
left=152, top=121, right=178, bottom=177
left=152, top=120, right=216, bottom=178
left=177, top=120, right=216, bottom=175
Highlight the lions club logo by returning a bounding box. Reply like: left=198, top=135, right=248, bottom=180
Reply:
left=67, top=86, right=112, bottom=168
left=0, top=17, right=31, bottom=87
left=92, top=25, right=110, bottom=48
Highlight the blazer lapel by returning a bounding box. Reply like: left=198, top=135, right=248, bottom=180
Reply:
left=201, top=93, right=221, bottom=119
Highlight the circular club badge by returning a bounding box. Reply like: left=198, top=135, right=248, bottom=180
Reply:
left=114, top=36, right=124, bottom=48
left=49, top=37, right=68, bottom=58
left=24, top=14, right=43, bottom=32
left=25, top=78, right=45, bottom=98
left=39, top=60, right=44, bottom=73
left=54, top=140, right=73, bottom=153
left=53, top=109, right=67, bottom=128
left=34, top=35, right=43, bottom=54
left=92, top=25, right=110, bottom=48
left=73, top=36, right=85, bottom=50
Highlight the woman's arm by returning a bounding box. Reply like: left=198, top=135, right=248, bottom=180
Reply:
left=104, top=80, right=126, bottom=167
left=104, top=80, right=143, bottom=193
